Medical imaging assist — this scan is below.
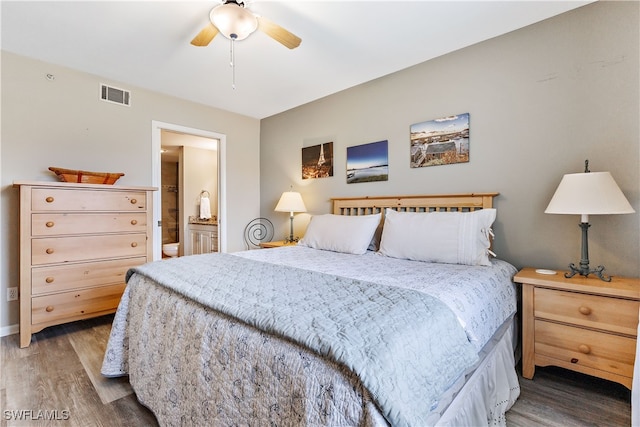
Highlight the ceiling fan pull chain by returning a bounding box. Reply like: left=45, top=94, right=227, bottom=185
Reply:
left=230, top=38, right=236, bottom=90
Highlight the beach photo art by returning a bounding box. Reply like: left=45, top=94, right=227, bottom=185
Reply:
left=346, top=140, right=389, bottom=184
left=410, top=113, right=469, bottom=168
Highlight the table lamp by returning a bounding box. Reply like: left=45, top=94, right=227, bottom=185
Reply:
left=275, top=190, right=307, bottom=243
left=545, top=160, right=635, bottom=281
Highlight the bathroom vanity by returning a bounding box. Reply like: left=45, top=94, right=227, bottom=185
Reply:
left=188, top=217, right=218, bottom=255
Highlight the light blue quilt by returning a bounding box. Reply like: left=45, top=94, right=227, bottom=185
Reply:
left=123, top=253, right=479, bottom=427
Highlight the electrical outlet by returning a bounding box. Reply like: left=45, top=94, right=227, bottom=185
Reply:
left=7, top=287, right=18, bottom=301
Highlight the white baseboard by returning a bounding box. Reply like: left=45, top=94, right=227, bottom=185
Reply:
left=1, top=324, right=19, bottom=337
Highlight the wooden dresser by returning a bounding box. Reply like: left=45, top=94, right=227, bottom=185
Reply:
left=515, top=267, right=640, bottom=389
left=14, top=181, right=156, bottom=348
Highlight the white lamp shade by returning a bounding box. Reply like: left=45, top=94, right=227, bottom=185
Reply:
left=210, top=3, right=258, bottom=41
left=275, top=191, right=307, bottom=213
left=545, top=172, right=635, bottom=215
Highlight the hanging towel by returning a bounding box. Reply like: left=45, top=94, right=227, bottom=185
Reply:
left=199, top=196, right=212, bottom=220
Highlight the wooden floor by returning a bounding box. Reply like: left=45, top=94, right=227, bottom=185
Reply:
left=1, top=315, right=632, bottom=426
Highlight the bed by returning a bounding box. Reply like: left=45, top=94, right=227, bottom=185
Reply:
left=101, top=193, right=521, bottom=426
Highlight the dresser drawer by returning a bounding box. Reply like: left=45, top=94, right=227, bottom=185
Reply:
left=32, top=234, right=147, bottom=265
left=32, top=212, right=148, bottom=236
left=535, top=320, right=636, bottom=378
left=32, top=257, right=146, bottom=295
left=32, top=283, right=126, bottom=326
left=31, top=188, right=146, bottom=211
left=534, top=287, right=639, bottom=336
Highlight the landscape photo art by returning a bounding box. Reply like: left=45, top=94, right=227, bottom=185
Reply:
left=302, top=142, right=333, bottom=179
left=410, top=113, right=470, bottom=168
left=346, top=140, right=389, bottom=184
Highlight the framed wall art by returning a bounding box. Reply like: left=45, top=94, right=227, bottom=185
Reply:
left=346, top=140, right=388, bottom=184
left=410, top=113, right=469, bottom=168
left=302, top=142, right=333, bottom=179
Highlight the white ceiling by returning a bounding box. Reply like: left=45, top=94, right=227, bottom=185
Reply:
left=1, top=1, right=593, bottom=119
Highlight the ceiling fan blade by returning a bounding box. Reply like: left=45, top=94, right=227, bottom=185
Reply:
left=257, top=16, right=301, bottom=49
left=191, top=22, right=219, bottom=47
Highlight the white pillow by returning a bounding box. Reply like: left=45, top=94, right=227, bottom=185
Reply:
left=298, top=213, right=381, bottom=255
left=378, top=208, right=496, bottom=266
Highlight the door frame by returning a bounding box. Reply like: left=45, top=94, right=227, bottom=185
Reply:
left=151, top=120, right=227, bottom=260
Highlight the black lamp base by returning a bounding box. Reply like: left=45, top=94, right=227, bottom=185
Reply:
left=564, top=221, right=612, bottom=282
left=565, top=262, right=611, bottom=282
left=284, top=214, right=300, bottom=244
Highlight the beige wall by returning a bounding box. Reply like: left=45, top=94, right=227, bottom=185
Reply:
left=260, top=2, right=639, bottom=277
left=183, top=146, right=218, bottom=222
left=183, top=145, right=218, bottom=254
left=1, top=52, right=260, bottom=331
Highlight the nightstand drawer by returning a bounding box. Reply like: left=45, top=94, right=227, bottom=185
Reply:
left=535, top=320, right=636, bottom=378
left=535, top=287, right=639, bottom=336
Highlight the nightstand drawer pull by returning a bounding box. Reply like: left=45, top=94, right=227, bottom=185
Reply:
left=130, top=199, right=137, bottom=204
left=46, top=221, right=55, bottom=228
left=131, top=242, right=138, bottom=248
left=45, top=248, right=54, bottom=254
left=45, top=277, right=54, bottom=284
left=45, top=306, right=54, bottom=312
left=578, top=344, right=591, bottom=354
left=130, top=219, right=138, bottom=225
left=45, top=196, right=54, bottom=203
left=578, top=306, right=592, bottom=315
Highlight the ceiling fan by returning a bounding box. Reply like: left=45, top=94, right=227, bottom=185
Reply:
left=190, top=0, right=301, bottom=49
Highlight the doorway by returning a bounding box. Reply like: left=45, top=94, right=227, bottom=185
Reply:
left=151, top=121, right=227, bottom=260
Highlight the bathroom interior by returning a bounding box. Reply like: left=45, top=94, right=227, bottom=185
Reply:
left=160, top=130, right=218, bottom=258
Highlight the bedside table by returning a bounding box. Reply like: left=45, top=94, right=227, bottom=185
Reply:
left=259, top=240, right=298, bottom=249
left=514, top=267, right=640, bottom=389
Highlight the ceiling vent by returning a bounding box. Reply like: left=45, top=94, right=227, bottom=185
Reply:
left=100, top=84, right=131, bottom=106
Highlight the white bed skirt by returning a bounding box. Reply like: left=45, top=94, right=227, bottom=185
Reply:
left=437, top=319, right=520, bottom=426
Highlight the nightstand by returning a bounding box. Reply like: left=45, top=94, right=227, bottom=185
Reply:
left=515, top=267, right=640, bottom=389
left=259, top=240, right=298, bottom=249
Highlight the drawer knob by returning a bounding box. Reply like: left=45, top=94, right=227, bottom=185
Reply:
left=45, top=277, right=54, bottom=284
left=578, top=344, right=591, bottom=354
left=45, top=248, right=54, bottom=254
left=578, top=306, right=592, bottom=315
left=45, top=306, right=54, bottom=312
left=45, top=196, right=54, bottom=203
left=130, top=199, right=137, bottom=204
left=131, top=242, right=138, bottom=248
left=46, top=221, right=55, bottom=228
left=131, top=219, right=138, bottom=225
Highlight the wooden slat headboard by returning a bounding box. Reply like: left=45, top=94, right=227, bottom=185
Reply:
left=332, top=193, right=498, bottom=216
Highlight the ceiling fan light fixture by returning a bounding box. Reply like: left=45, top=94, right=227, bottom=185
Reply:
left=210, top=3, right=258, bottom=41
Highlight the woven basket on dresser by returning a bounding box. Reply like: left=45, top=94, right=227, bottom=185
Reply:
left=49, top=167, right=124, bottom=185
